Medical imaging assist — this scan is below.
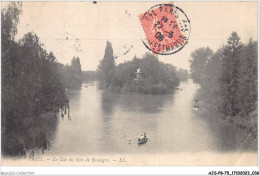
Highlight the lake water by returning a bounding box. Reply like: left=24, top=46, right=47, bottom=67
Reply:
left=46, top=80, right=257, bottom=155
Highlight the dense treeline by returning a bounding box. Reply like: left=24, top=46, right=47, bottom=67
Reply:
left=57, top=57, right=83, bottom=89
left=2, top=3, right=69, bottom=155
left=82, top=71, right=98, bottom=82
left=189, top=32, right=257, bottom=135
left=176, top=68, right=189, bottom=82
left=98, top=41, right=180, bottom=94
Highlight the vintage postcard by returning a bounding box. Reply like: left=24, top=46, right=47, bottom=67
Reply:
left=1, top=1, right=258, bottom=169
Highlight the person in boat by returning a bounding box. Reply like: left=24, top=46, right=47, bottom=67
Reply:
left=139, top=133, right=146, bottom=140
left=193, top=99, right=199, bottom=108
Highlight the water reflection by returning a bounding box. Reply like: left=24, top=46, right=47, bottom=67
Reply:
left=100, top=93, right=174, bottom=114
left=98, top=90, right=174, bottom=153
left=13, top=80, right=256, bottom=157
left=2, top=111, right=59, bottom=157
left=100, top=92, right=119, bottom=117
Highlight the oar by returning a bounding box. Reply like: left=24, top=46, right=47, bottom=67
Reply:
left=120, top=135, right=127, bottom=139
left=128, top=138, right=138, bottom=141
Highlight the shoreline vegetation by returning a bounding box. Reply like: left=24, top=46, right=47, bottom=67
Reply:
left=57, top=57, right=83, bottom=90
left=195, top=88, right=257, bottom=139
left=190, top=32, right=257, bottom=138
left=1, top=3, right=74, bottom=156
left=97, top=41, right=188, bottom=95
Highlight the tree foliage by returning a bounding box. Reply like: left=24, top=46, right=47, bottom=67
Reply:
left=1, top=2, right=22, bottom=41
left=97, top=41, right=115, bottom=87
left=220, top=32, right=243, bottom=116
left=2, top=2, right=69, bottom=156
left=189, top=47, right=213, bottom=83
left=237, top=39, right=257, bottom=116
left=98, top=45, right=180, bottom=94
left=189, top=31, right=257, bottom=134
left=176, top=68, right=189, bottom=82
left=57, top=57, right=82, bottom=89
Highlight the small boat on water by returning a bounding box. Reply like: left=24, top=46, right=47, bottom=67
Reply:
left=193, top=99, right=199, bottom=112
left=138, top=137, right=147, bottom=144
left=193, top=107, right=199, bottom=112
left=138, top=133, right=147, bottom=144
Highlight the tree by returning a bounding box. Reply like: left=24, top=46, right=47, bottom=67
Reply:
left=108, top=53, right=179, bottom=94
left=189, top=47, right=213, bottom=83
left=71, top=56, right=82, bottom=74
left=176, top=68, right=189, bottom=82
left=1, top=2, right=22, bottom=41
left=97, top=41, right=115, bottom=87
left=1, top=2, right=69, bottom=156
left=57, top=57, right=82, bottom=89
left=189, top=32, right=257, bottom=136
left=237, top=39, right=257, bottom=116
left=219, top=32, right=243, bottom=116
left=199, top=49, right=223, bottom=109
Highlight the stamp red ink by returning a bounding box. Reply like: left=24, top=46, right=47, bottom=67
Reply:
left=139, top=4, right=191, bottom=55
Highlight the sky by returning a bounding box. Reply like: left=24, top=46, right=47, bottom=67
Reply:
left=3, top=1, right=258, bottom=71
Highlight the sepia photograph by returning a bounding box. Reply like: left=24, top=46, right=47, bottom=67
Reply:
left=1, top=0, right=258, bottom=172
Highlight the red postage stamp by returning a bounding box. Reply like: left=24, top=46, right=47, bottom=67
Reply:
left=139, top=4, right=191, bottom=55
